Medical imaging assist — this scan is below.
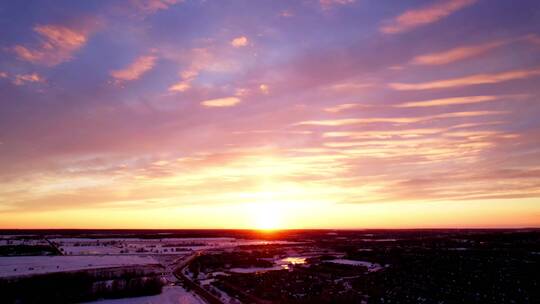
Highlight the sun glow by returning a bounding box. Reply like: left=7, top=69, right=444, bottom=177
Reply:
left=249, top=201, right=283, bottom=231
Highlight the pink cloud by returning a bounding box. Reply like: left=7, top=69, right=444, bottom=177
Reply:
left=110, top=55, right=157, bottom=82
left=13, top=24, right=89, bottom=66
left=390, top=67, right=540, bottom=90
left=411, top=40, right=507, bottom=65
left=380, top=0, right=477, bottom=34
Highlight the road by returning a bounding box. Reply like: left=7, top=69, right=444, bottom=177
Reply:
left=172, top=251, right=224, bottom=304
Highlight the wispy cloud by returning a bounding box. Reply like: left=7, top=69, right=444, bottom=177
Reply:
left=296, top=111, right=505, bottom=126
left=324, top=103, right=361, bottom=113
left=323, top=129, right=444, bottom=138
left=110, top=55, right=157, bottom=82
left=396, top=95, right=497, bottom=107
left=320, top=0, right=356, bottom=10
left=390, top=67, right=540, bottom=90
left=13, top=24, right=88, bottom=66
left=13, top=73, right=45, bottom=86
left=380, top=0, right=477, bottom=34
left=201, top=96, right=241, bottom=107
left=132, top=0, right=184, bottom=14
left=411, top=40, right=507, bottom=65
left=168, top=48, right=214, bottom=93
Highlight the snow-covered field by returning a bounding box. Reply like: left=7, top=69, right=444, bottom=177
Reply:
left=0, top=255, right=159, bottom=277
left=0, top=238, right=49, bottom=246
left=50, top=238, right=297, bottom=256
left=326, top=259, right=384, bottom=272
left=87, top=286, right=206, bottom=304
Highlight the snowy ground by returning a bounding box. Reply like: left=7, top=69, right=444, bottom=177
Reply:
left=50, top=238, right=298, bottom=255
left=0, top=238, right=49, bottom=246
left=326, top=259, right=385, bottom=272
left=86, top=286, right=206, bottom=304
left=0, top=255, right=159, bottom=277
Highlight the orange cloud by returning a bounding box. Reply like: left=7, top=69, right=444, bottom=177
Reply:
left=13, top=73, right=45, bottom=86
left=231, top=36, right=249, bottom=47
left=411, top=40, right=506, bottom=65
left=380, top=0, right=477, bottom=34
left=390, top=67, right=540, bottom=90
left=201, top=97, right=241, bottom=107
left=110, top=55, right=157, bottom=82
left=168, top=81, right=191, bottom=92
left=259, top=84, right=270, bottom=94
left=13, top=24, right=88, bottom=66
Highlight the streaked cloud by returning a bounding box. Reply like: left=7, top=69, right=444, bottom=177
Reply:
left=231, top=36, right=249, bottom=48
left=296, top=111, right=505, bottom=126
left=411, top=40, right=507, bottom=65
left=324, top=103, right=360, bottom=113
left=1, top=1, right=540, bottom=228
left=110, top=55, right=157, bottom=82
left=12, top=24, right=88, bottom=66
left=201, top=96, right=241, bottom=107
left=390, top=67, right=540, bottom=90
left=396, top=95, right=497, bottom=107
left=380, top=0, right=477, bottom=34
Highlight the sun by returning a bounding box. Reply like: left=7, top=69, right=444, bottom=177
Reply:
left=248, top=201, right=283, bottom=231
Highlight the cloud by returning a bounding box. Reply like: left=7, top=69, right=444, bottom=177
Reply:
left=231, top=36, right=249, bottom=48
left=168, top=81, right=191, bottom=92
left=324, top=103, right=365, bottom=113
left=279, top=10, right=294, bottom=18
left=390, top=67, right=540, bottom=90
left=132, top=0, right=183, bottom=14
left=13, top=73, right=45, bottom=86
left=168, top=48, right=214, bottom=93
left=323, top=129, right=444, bottom=138
left=201, top=97, right=241, bottom=107
left=259, top=84, right=270, bottom=94
left=396, top=95, right=498, bottom=107
left=380, top=0, right=477, bottom=34
left=0, top=72, right=8, bottom=78
left=320, top=0, right=356, bottom=10
left=13, top=24, right=88, bottom=66
left=296, top=111, right=505, bottom=126
left=296, top=117, right=420, bottom=126
left=110, top=55, right=157, bottom=82
left=411, top=40, right=507, bottom=65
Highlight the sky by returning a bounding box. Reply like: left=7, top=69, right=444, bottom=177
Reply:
left=1, top=0, right=540, bottom=229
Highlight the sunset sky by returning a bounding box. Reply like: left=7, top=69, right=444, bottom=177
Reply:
left=1, top=0, right=540, bottom=229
